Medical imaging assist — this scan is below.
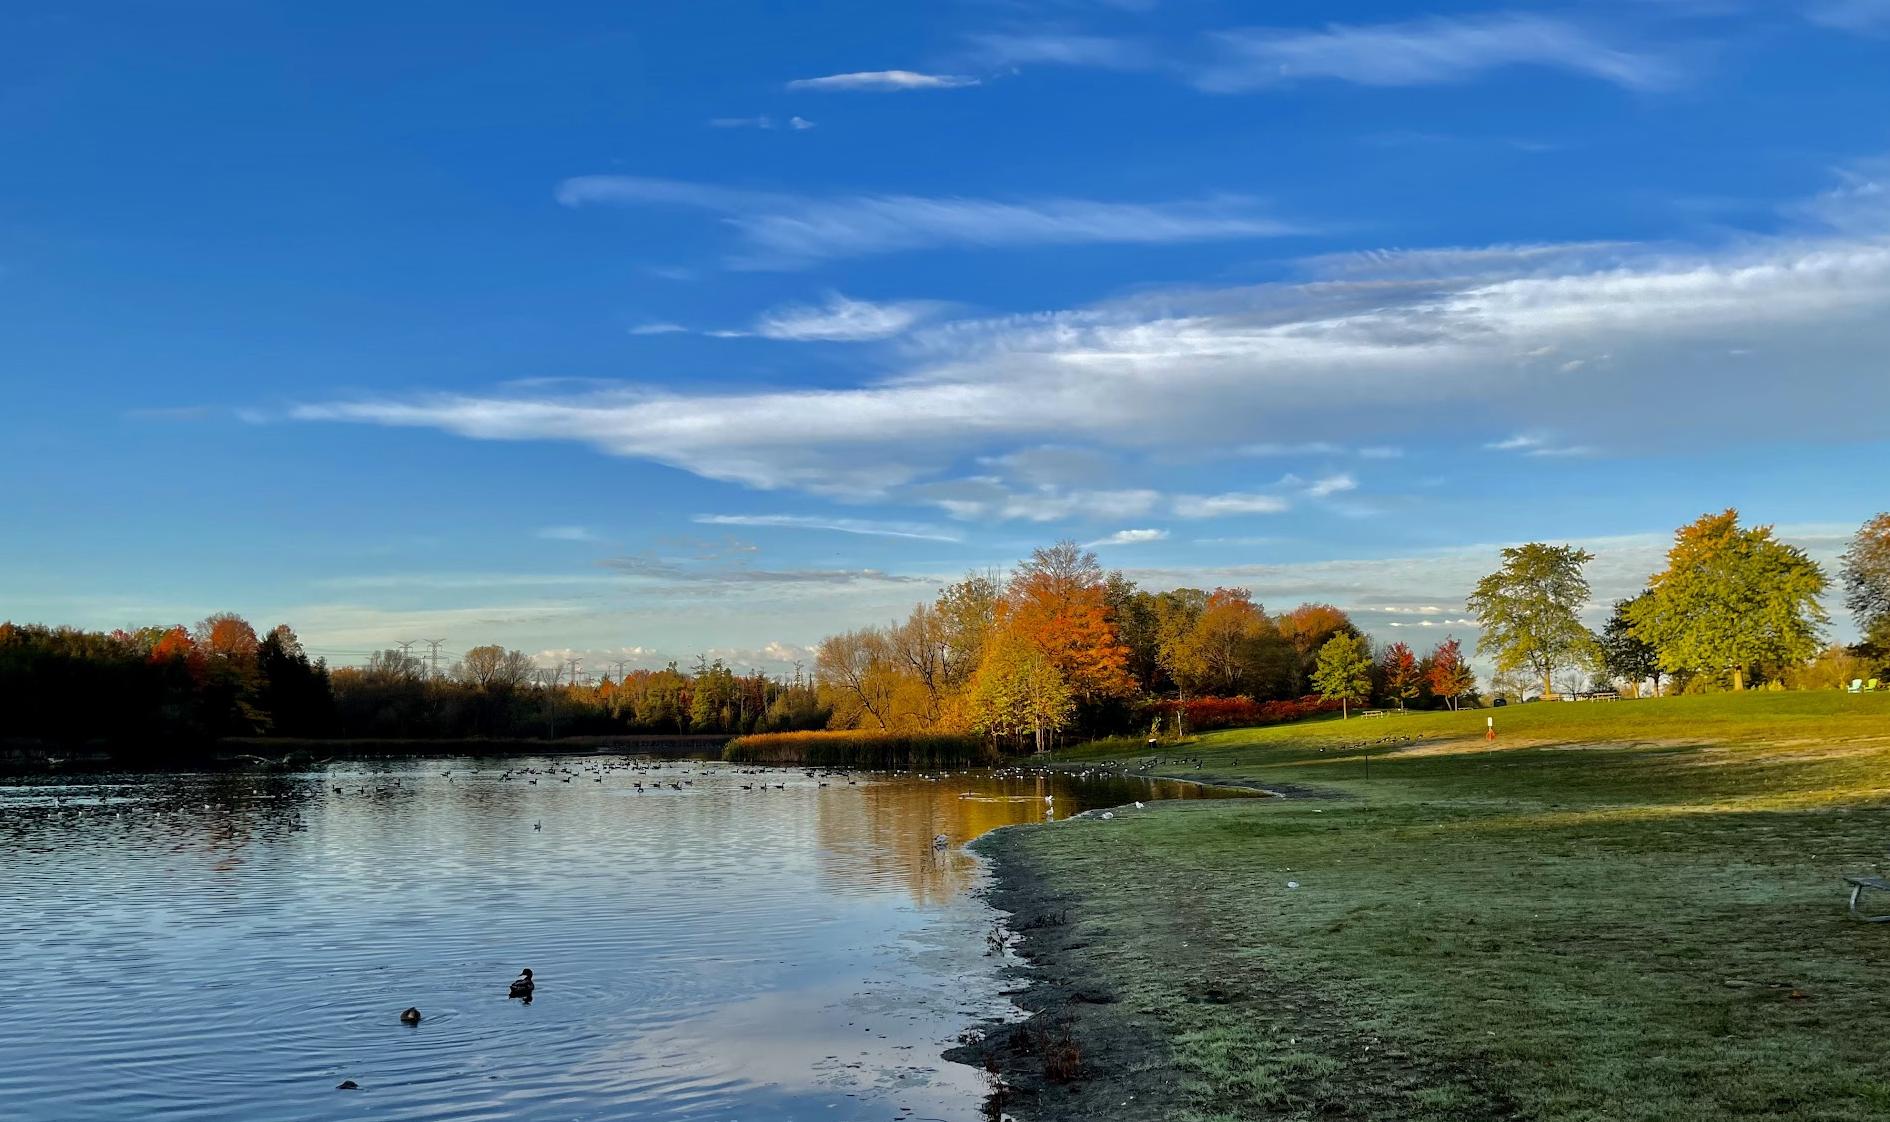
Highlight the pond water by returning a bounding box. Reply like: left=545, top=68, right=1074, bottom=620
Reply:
left=0, top=756, right=1239, bottom=1121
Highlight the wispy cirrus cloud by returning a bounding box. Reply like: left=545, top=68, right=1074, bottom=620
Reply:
left=1198, top=15, right=1678, bottom=92
left=751, top=293, right=950, bottom=341
left=297, top=162, right=1890, bottom=507
left=708, top=115, right=816, bottom=130
left=786, top=70, right=978, bottom=91
left=554, top=175, right=1301, bottom=267
left=1486, top=433, right=1597, bottom=458
left=1806, top=0, right=1890, bottom=32
left=692, top=513, right=962, bottom=542
left=535, top=525, right=598, bottom=542
left=599, top=555, right=932, bottom=586
left=1172, top=492, right=1293, bottom=518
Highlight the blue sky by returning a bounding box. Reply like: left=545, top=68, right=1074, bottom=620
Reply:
left=4, top=1, right=1888, bottom=674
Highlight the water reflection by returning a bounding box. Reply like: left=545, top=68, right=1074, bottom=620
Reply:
left=0, top=757, right=1242, bottom=1121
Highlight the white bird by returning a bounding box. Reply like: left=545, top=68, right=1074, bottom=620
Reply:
left=1134, top=801, right=1145, bottom=810
left=1100, top=812, right=1114, bottom=820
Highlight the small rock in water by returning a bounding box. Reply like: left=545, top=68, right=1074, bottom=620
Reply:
left=336, top=1080, right=360, bottom=1090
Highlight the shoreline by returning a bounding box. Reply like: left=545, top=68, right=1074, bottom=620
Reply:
left=945, top=770, right=1294, bottom=1122
left=946, top=822, right=1191, bottom=1122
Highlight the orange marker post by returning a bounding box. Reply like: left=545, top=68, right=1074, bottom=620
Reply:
left=1486, top=715, right=1496, bottom=742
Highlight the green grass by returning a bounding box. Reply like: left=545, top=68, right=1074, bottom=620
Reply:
left=1000, top=691, right=1890, bottom=1120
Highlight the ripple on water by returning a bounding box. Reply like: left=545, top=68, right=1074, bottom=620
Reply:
left=0, top=757, right=1234, bottom=1121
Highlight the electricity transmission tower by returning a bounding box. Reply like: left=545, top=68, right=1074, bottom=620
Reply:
left=422, top=638, right=447, bottom=679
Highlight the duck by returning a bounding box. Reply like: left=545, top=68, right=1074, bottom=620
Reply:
left=399, top=1007, right=422, bottom=1025
left=508, top=968, right=535, bottom=999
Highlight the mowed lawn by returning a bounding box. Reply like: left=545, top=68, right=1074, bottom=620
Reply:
left=1006, top=692, right=1890, bottom=1121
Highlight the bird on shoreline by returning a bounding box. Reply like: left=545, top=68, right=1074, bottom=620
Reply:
left=508, top=969, right=534, bottom=999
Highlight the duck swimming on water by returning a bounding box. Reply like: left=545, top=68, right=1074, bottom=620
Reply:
left=508, top=969, right=534, bottom=999
left=399, top=1007, right=422, bottom=1025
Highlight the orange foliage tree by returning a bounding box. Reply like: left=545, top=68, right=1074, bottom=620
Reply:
left=1002, top=542, right=1135, bottom=702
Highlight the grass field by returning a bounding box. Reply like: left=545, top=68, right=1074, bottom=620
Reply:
left=985, top=692, right=1890, bottom=1121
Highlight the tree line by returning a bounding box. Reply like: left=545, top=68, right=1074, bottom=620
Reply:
left=1462, top=509, right=1889, bottom=701
left=810, top=541, right=1478, bottom=749
left=0, top=616, right=831, bottom=751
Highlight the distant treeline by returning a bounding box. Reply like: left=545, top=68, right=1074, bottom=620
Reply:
left=0, top=617, right=828, bottom=757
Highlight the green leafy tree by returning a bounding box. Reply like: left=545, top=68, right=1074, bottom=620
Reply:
left=1311, top=633, right=1374, bottom=719
left=1467, top=543, right=1597, bottom=698
left=1600, top=594, right=1663, bottom=696
left=1628, top=509, right=1828, bottom=691
left=1841, top=513, right=1890, bottom=656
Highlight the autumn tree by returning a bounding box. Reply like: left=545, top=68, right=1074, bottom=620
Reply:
left=1427, top=638, right=1475, bottom=711
left=1379, top=641, right=1419, bottom=711
left=195, top=612, right=260, bottom=661
left=1599, top=595, right=1662, bottom=696
left=1004, top=541, right=1135, bottom=703
left=1276, top=603, right=1358, bottom=693
left=1467, top=543, right=1598, bottom=698
left=815, top=627, right=901, bottom=730
left=934, top=571, right=1001, bottom=689
left=968, top=630, right=1075, bottom=753
left=1841, top=513, right=1890, bottom=656
left=1628, top=509, right=1828, bottom=691
left=1312, top=633, right=1374, bottom=719
left=887, top=603, right=949, bottom=727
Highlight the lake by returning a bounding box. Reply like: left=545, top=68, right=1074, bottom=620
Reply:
left=0, top=755, right=1239, bottom=1121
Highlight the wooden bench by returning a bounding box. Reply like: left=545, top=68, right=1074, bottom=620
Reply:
left=1846, top=876, right=1890, bottom=922
left=1360, top=710, right=1387, bottom=719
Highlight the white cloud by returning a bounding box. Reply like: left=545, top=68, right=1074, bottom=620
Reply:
left=628, top=322, right=688, bottom=335
left=752, top=293, right=947, bottom=341
left=963, top=31, right=1155, bottom=70
left=536, top=525, right=597, bottom=542
left=300, top=162, right=1890, bottom=502
left=1198, top=15, right=1676, bottom=92
left=692, top=513, right=962, bottom=542
left=1485, top=433, right=1597, bottom=457
left=1172, top=492, right=1293, bottom=519
left=554, top=175, right=1301, bottom=267
left=917, top=482, right=1163, bottom=523
left=708, top=115, right=819, bottom=132
left=786, top=70, right=979, bottom=91
left=1807, top=0, right=1890, bottom=32
left=1086, top=528, right=1169, bottom=547
left=1305, top=473, right=1357, bottom=499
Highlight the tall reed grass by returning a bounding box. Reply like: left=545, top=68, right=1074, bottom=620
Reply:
left=723, top=730, right=997, bottom=768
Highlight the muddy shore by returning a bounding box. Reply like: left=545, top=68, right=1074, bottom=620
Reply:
left=947, top=823, right=1191, bottom=1122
